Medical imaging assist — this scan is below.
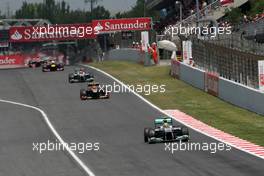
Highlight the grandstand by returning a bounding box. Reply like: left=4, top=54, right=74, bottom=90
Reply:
left=147, top=0, right=264, bottom=89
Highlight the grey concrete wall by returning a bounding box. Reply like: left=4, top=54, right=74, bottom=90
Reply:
left=105, top=48, right=145, bottom=62
left=171, top=62, right=264, bottom=115
left=219, top=78, right=264, bottom=115
left=180, top=63, right=205, bottom=90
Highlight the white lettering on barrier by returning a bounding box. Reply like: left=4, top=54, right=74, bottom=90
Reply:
left=0, top=58, right=16, bottom=65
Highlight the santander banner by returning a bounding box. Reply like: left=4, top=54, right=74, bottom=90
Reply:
left=0, top=55, right=26, bottom=68
left=92, top=17, right=152, bottom=34
left=9, top=23, right=96, bottom=42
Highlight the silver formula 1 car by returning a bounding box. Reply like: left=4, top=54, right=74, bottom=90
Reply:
left=144, top=117, right=189, bottom=144
left=69, top=68, right=94, bottom=83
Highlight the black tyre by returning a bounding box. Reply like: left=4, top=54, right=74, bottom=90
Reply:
left=80, top=89, right=86, bottom=100
left=181, top=127, right=189, bottom=142
left=144, top=128, right=150, bottom=143
left=68, top=74, right=74, bottom=83
left=148, top=129, right=155, bottom=144
left=181, top=127, right=189, bottom=136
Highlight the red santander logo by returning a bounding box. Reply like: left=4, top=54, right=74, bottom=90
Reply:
left=92, top=17, right=152, bottom=34
left=0, top=57, right=16, bottom=65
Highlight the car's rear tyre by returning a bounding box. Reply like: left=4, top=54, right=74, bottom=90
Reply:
left=106, top=93, right=110, bottom=99
left=182, top=127, right=189, bottom=136
left=181, top=126, right=189, bottom=142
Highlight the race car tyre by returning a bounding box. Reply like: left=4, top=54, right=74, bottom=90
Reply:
left=147, top=129, right=155, bottom=144
left=68, top=75, right=73, bottom=83
left=144, top=128, right=150, bottom=143
left=181, top=127, right=189, bottom=142
left=88, top=78, right=94, bottom=82
left=69, top=79, right=73, bottom=83
left=80, top=89, right=86, bottom=100
left=182, top=126, right=189, bottom=136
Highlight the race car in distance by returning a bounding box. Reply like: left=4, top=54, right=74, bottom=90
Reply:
left=144, top=117, right=189, bottom=144
left=28, top=60, right=43, bottom=68
left=28, top=56, right=49, bottom=68
left=42, top=60, right=64, bottom=72
left=68, top=68, right=94, bottom=83
left=80, top=82, right=109, bottom=100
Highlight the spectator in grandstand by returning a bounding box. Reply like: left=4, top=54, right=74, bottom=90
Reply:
left=202, top=0, right=208, bottom=16
left=243, top=15, right=249, bottom=23
left=252, top=13, right=264, bottom=22
left=253, top=14, right=260, bottom=21
left=202, top=1, right=207, bottom=8
left=190, top=9, right=195, bottom=15
left=132, top=41, right=136, bottom=48
left=135, top=42, right=140, bottom=49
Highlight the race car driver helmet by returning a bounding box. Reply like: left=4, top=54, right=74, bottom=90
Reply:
left=51, top=60, right=55, bottom=64
left=163, top=120, right=169, bottom=128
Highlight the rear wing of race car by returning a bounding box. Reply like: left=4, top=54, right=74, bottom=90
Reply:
left=88, top=82, right=100, bottom=87
left=154, top=117, right=173, bottom=127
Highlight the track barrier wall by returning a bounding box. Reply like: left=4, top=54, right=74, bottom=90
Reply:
left=219, top=78, right=264, bottom=115
left=171, top=60, right=264, bottom=115
left=0, top=54, right=27, bottom=69
left=205, top=73, right=219, bottom=97
left=180, top=63, right=205, bottom=91
left=105, top=48, right=146, bottom=63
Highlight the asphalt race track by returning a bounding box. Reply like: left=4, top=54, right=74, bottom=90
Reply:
left=0, top=66, right=263, bottom=176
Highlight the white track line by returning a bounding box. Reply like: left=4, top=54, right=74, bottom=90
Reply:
left=0, top=99, right=95, bottom=176
left=83, top=64, right=264, bottom=160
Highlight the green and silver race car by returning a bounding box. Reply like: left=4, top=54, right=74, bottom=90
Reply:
left=144, top=117, right=189, bottom=144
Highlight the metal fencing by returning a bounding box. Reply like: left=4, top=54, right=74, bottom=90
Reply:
left=239, top=17, right=264, bottom=37
left=201, top=33, right=264, bottom=56
left=191, top=37, right=264, bottom=89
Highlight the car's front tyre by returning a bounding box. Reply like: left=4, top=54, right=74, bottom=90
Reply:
left=144, top=128, right=150, bottom=143
left=80, top=89, right=87, bottom=100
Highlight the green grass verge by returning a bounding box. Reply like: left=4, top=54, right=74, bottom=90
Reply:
left=90, top=61, right=264, bottom=146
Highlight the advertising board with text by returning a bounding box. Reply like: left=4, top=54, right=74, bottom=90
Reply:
left=92, top=17, right=152, bottom=34
left=9, top=23, right=96, bottom=42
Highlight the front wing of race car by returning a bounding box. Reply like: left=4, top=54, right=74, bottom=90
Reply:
left=80, top=89, right=110, bottom=100
left=69, top=75, right=94, bottom=83
left=42, top=64, right=64, bottom=72
left=144, top=127, right=190, bottom=144
left=28, top=61, right=43, bottom=68
left=148, top=134, right=189, bottom=143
